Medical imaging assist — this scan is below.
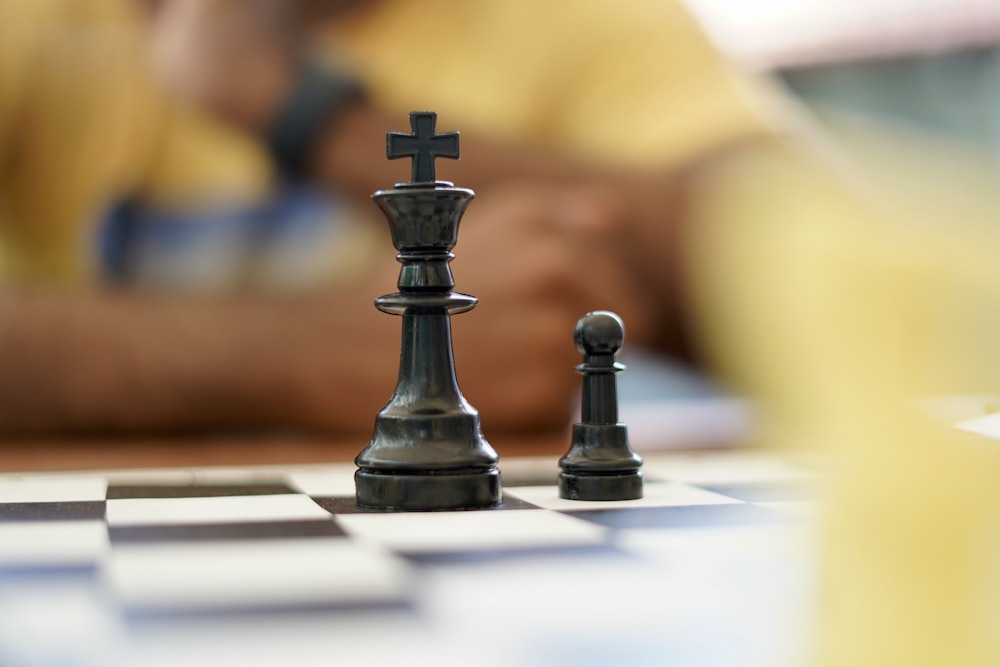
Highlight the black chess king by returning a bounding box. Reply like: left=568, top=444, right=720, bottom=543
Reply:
left=355, top=111, right=501, bottom=510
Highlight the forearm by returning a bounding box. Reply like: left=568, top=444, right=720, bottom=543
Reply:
left=0, top=288, right=396, bottom=436
left=0, top=271, right=588, bottom=438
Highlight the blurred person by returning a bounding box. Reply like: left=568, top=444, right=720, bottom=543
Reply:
left=0, top=0, right=780, bottom=437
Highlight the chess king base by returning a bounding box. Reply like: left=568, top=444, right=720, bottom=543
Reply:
left=355, top=468, right=501, bottom=511
left=357, top=405, right=501, bottom=511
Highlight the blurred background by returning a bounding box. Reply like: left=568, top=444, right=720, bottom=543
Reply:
left=127, top=0, right=1000, bottom=291
left=691, top=0, right=1000, bottom=161
left=610, top=0, right=1000, bottom=450
left=0, top=0, right=997, bottom=457
left=0, top=3, right=998, bottom=667
left=71, top=0, right=1000, bottom=296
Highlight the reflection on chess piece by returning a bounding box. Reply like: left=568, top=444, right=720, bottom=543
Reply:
left=354, top=111, right=500, bottom=511
left=559, top=311, right=643, bottom=500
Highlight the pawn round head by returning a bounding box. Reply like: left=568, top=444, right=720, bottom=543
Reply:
left=574, top=310, right=625, bottom=357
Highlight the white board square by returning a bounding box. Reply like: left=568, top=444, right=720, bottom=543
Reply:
left=105, top=539, right=410, bottom=611
left=336, top=509, right=605, bottom=553
left=105, top=494, right=330, bottom=526
left=0, top=475, right=107, bottom=503
left=0, top=521, right=108, bottom=566
left=506, top=480, right=742, bottom=511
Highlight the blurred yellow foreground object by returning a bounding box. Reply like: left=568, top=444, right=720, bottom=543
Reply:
left=688, top=128, right=1000, bottom=667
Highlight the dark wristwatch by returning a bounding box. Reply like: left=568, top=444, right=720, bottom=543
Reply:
left=266, top=60, right=366, bottom=179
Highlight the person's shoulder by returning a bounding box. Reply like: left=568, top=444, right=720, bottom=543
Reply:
left=539, top=0, right=701, bottom=37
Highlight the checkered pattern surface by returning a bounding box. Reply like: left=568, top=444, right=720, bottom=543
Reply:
left=0, top=452, right=823, bottom=667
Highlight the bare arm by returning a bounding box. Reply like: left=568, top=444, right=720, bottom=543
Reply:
left=0, top=286, right=393, bottom=435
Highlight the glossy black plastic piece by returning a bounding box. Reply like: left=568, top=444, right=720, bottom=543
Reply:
left=356, top=112, right=500, bottom=511
left=559, top=311, right=643, bottom=501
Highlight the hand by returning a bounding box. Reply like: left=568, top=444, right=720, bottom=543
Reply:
left=446, top=182, right=654, bottom=432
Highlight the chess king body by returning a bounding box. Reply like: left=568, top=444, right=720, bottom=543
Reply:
left=354, top=111, right=501, bottom=511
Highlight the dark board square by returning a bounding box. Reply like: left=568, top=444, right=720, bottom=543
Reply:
left=0, top=564, right=99, bottom=580
left=108, top=519, right=345, bottom=544
left=124, top=597, right=413, bottom=622
left=496, top=493, right=542, bottom=510
left=106, top=483, right=297, bottom=500
left=0, top=500, right=106, bottom=522
left=311, top=496, right=367, bottom=515
left=564, top=503, right=794, bottom=530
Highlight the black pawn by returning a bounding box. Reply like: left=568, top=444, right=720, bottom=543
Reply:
left=559, top=311, right=643, bottom=501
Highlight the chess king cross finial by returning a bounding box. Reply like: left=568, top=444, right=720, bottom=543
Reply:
left=387, top=111, right=460, bottom=183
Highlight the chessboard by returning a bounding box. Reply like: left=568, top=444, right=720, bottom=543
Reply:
left=0, top=450, right=822, bottom=667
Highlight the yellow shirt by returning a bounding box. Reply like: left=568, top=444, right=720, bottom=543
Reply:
left=329, top=0, right=774, bottom=167
left=0, top=0, right=269, bottom=285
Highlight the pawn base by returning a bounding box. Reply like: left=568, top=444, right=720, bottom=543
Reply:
left=355, top=468, right=501, bottom=511
left=559, top=471, right=643, bottom=501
